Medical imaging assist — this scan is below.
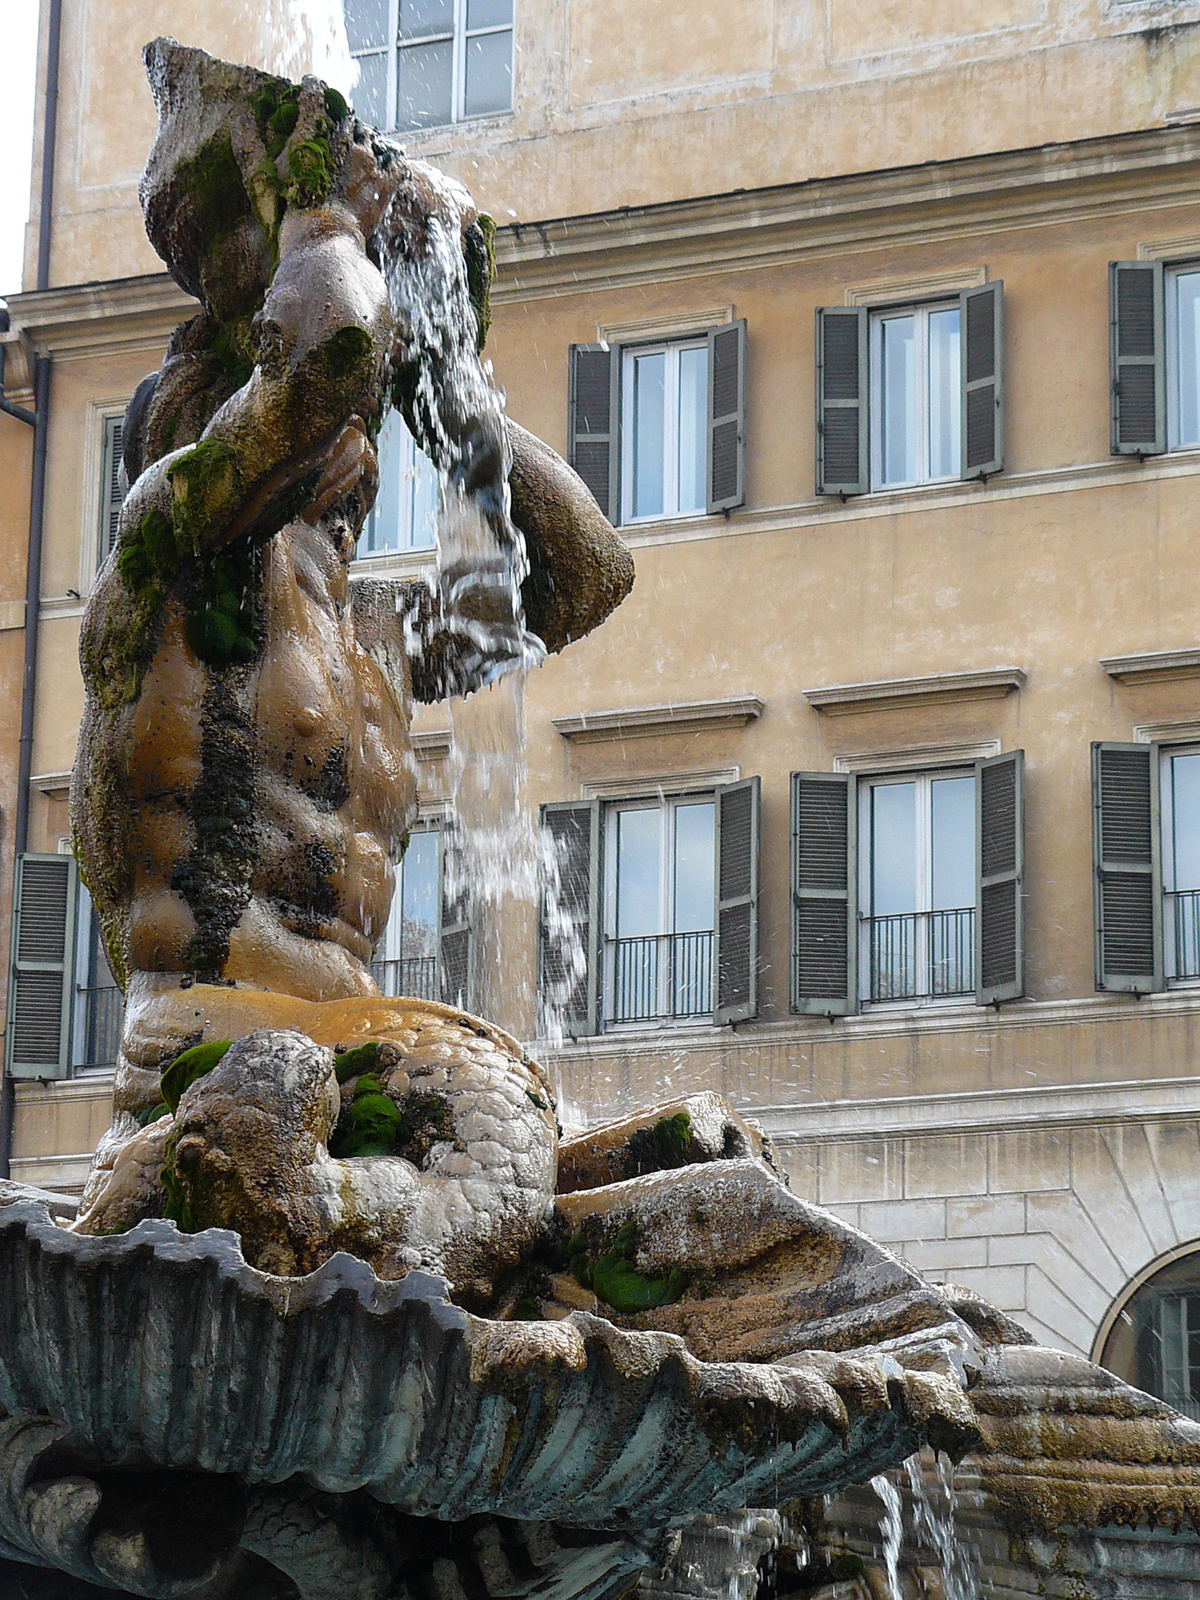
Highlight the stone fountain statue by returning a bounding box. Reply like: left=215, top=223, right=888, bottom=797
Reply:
left=3, top=39, right=1200, bottom=1600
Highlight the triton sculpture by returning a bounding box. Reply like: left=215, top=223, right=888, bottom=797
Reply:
left=2, top=38, right=1200, bottom=1600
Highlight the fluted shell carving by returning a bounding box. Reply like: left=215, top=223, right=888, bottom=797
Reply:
left=0, top=1200, right=969, bottom=1529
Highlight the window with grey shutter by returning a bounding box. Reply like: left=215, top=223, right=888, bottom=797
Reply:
left=1092, top=742, right=1163, bottom=993
left=6, top=854, right=77, bottom=1080
left=815, top=307, right=868, bottom=496
left=707, top=319, right=746, bottom=514
left=99, top=413, right=125, bottom=569
left=568, top=345, right=618, bottom=520
left=975, top=750, right=1024, bottom=1004
left=790, top=772, right=857, bottom=1014
left=439, top=823, right=473, bottom=1011
left=539, top=801, right=600, bottom=1038
left=1110, top=262, right=1165, bottom=456
left=713, top=776, right=759, bottom=1024
left=961, top=281, right=1004, bottom=479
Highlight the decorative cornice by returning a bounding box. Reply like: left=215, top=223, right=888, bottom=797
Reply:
left=1101, top=647, right=1200, bottom=685
left=31, top=772, right=72, bottom=799
left=543, top=986, right=1200, bottom=1062
left=552, top=696, right=764, bottom=743
left=804, top=668, right=1026, bottom=716
left=411, top=729, right=452, bottom=761
left=493, top=124, right=1200, bottom=303
left=754, top=1074, right=1200, bottom=1145
left=2, top=274, right=196, bottom=372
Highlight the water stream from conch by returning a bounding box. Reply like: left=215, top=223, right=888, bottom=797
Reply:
left=870, top=1473, right=903, bottom=1599
left=376, top=157, right=585, bottom=1088
left=904, top=1452, right=979, bottom=1600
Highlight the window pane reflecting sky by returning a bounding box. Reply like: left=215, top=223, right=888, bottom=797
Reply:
left=673, top=802, right=715, bottom=933
left=616, top=808, right=662, bottom=939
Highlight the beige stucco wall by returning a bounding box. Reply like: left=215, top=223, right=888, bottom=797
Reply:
left=23, top=0, right=1200, bottom=288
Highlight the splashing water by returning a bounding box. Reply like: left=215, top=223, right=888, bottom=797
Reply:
left=373, top=157, right=587, bottom=1052
left=905, top=1452, right=979, bottom=1600
left=870, top=1473, right=903, bottom=1599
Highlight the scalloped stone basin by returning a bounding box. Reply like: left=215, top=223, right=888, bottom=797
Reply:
left=0, top=1201, right=940, bottom=1527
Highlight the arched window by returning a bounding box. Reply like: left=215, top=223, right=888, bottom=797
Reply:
left=1099, top=1248, right=1200, bottom=1420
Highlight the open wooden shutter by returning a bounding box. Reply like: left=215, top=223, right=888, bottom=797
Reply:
left=99, top=413, right=125, bottom=568
left=1092, top=742, right=1163, bottom=993
left=790, top=772, right=857, bottom=1015
left=714, top=776, right=759, bottom=1024
left=439, top=824, right=473, bottom=1011
left=568, top=344, right=619, bottom=521
left=961, top=281, right=1004, bottom=479
left=7, top=853, right=76, bottom=1080
left=1110, top=262, right=1165, bottom=456
left=975, top=750, right=1024, bottom=1004
left=539, top=801, right=600, bottom=1038
left=707, top=319, right=746, bottom=514
left=815, top=307, right=867, bottom=496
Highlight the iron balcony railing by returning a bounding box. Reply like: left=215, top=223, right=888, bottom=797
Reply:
left=76, top=983, right=124, bottom=1073
left=372, top=955, right=439, bottom=1001
left=608, top=930, right=714, bottom=1024
left=1166, top=889, right=1200, bottom=980
left=865, top=908, right=975, bottom=1002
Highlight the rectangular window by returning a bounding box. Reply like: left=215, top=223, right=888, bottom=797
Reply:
left=1167, top=263, right=1200, bottom=451
left=359, top=409, right=438, bottom=557
left=372, top=826, right=441, bottom=999
left=569, top=322, right=746, bottom=526
left=620, top=340, right=708, bottom=523
left=1161, top=745, right=1200, bottom=981
left=603, top=796, right=715, bottom=1025
left=858, top=769, right=976, bottom=1003
left=870, top=302, right=961, bottom=489
left=345, top=0, right=513, bottom=133
left=71, top=884, right=124, bottom=1075
left=1140, top=1289, right=1200, bottom=1421
left=817, top=282, right=1002, bottom=494
left=98, top=411, right=126, bottom=574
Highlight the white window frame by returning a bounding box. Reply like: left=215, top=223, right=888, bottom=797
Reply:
left=868, top=299, right=961, bottom=491
left=601, top=793, right=716, bottom=1028
left=1165, top=260, right=1200, bottom=451
left=1159, top=741, right=1200, bottom=983
left=348, top=0, right=513, bottom=134
left=80, top=400, right=128, bottom=590
left=374, top=821, right=442, bottom=999
left=70, top=883, right=123, bottom=1077
left=619, top=337, right=709, bottom=526
left=856, top=766, right=977, bottom=1006
left=358, top=410, right=438, bottom=560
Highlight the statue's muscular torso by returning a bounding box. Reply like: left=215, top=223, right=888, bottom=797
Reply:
left=75, top=428, right=418, bottom=1004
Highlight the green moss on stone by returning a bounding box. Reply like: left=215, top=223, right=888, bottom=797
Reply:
left=174, top=132, right=249, bottom=253
left=330, top=1072, right=404, bottom=1158
left=286, top=138, right=333, bottom=208
left=569, top=1220, right=688, bottom=1313
left=334, top=1041, right=383, bottom=1082
left=161, top=1039, right=233, bottom=1113
left=626, top=1110, right=693, bottom=1176
left=168, top=438, right=241, bottom=555
left=160, top=1141, right=198, bottom=1233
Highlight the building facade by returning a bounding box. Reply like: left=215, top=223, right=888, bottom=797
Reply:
left=5, top=0, right=1200, bottom=1418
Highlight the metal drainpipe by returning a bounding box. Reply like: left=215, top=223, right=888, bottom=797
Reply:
left=36, top=0, right=63, bottom=293
left=0, top=0, right=62, bottom=1180
left=0, top=356, right=49, bottom=1182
